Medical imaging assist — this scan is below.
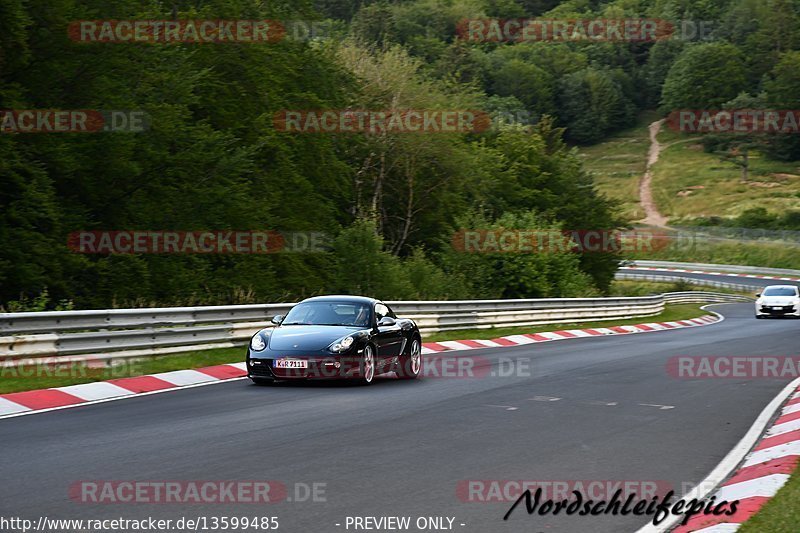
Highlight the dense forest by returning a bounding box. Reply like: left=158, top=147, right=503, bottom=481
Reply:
left=2, top=0, right=800, bottom=310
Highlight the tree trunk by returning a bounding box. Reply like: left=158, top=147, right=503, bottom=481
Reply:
left=740, top=149, right=749, bottom=183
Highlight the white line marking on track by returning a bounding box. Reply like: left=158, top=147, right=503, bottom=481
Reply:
left=483, top=404, right=518, bottom=411
left=638, top=403, right=675, bottom=410
left=529, top=396, right=561, bottom=402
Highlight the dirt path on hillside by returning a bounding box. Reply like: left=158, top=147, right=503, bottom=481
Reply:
left=638, top=119, right=669, bottom=226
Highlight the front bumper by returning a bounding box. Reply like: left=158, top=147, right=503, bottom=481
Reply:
left=247, top=353, right=365, bottom=380
left=756, top=304, right=799, bottom=317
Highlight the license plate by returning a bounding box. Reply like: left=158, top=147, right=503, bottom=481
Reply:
left=274, top=358, right=308, bottom=369
left=772, top=307, right=783, bottom=310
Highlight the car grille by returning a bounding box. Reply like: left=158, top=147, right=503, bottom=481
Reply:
left=761, top=305, right=796, bottom=313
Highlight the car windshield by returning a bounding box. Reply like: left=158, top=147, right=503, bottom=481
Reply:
left=763, top=287, right=798, bottom=296
left=282, top=302, right=371, bottom=327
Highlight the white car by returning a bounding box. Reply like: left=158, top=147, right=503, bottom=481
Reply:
left=755, top=285, right=800, bottom=319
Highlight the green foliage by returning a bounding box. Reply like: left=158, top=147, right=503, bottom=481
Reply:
left=695, top=207, right=800, bottom=231
left=558, top=67, right=637, bottom=144
left=762, top=51, right=800, bottom=160
left=1, top=289, right=73, bottom=313
left=440, top=210, right=599, bottom=299
left=331, top=220, right=412, bottom=299
left=661, top=42, right=749, bottom=110
left=0, top=0, right=677, bottom=309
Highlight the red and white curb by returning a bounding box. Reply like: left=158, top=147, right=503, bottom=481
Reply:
left=0, top=314, right=721, bottom=420
left=420, top=315, right=720, bottom=355
left=0, top=363, right=248, bottom=419
left=622, top=266, right=800, bottom=284
left=670, top=383, right=800, bottom=532
left=635, top=378, right=800, bottom=533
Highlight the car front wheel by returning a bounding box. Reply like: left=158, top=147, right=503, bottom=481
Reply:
left=356, top=345, right=375, bottom=385
left=397, top=338, right=422, bottom=379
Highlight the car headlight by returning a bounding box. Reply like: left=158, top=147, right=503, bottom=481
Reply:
left=250, top=333, right=267, bottom=351
left=330, top=335, right=355, bottom=353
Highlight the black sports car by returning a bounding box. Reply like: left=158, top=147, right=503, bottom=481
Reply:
left=246, top=295, right=422, bottom=385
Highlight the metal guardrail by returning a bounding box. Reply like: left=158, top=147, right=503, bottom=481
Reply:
left=663, top=291, right=753, bottom=304
left=628, top=260, right=800, bottom=277
left=0, top=304, right=295, bottom=335
left=0, top=292, right=749, bottom=365
left=615, top=272, right=763, bottom=293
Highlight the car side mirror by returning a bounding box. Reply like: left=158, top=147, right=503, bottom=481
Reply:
left=755, top=293, right=761, bottom=298
left=377, top=316, right=396, bottom=327
left=271, top=315, right=284, bottom=325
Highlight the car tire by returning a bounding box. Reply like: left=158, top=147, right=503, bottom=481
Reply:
left=355, top=345, right=376, bottom=385
left=396, top=338, right=422, bottom=379
left=756, top=315, right=765, bottom=319
left=250, top=378, right=274, bottom=385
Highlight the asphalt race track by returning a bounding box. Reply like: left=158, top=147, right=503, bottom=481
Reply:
left=2, top=302, right=799, bottom=533
left=621, top=268, right=800, bottom=289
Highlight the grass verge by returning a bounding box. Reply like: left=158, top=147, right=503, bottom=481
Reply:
left=629, top=240, right=800, bottom=271
left=0, top=304, right=716, bottom=394
left=609, top=280, right=750, bottom=297
left=738, top=463, right=800, bottom=532
left=650, top=131, right=800, bottom=221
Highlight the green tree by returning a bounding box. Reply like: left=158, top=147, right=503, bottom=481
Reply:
left=660, top=42, right=749, bottom=110
left=763, top=51, right=800, bottom=160
left=557, top=67, right=636, bottom=144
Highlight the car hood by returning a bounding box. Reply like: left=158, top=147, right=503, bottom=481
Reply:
left=268, top=325, right=365, bottom=352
